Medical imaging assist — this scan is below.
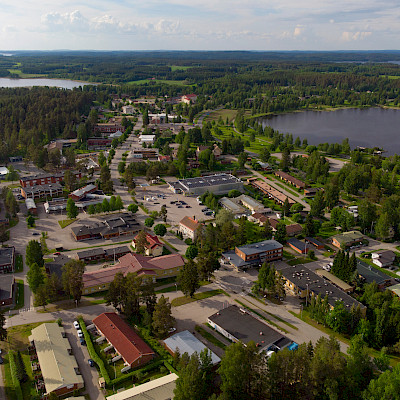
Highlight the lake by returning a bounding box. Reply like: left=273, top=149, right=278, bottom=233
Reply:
left=0, top=77, right=94, bottom=89
left=261, top=107, right=400, bottom=155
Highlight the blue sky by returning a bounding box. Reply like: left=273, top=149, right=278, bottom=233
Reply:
left=1, top=0, right=399, bottom=50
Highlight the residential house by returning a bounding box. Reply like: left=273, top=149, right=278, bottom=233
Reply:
left=93, top=313, right=155, bottom=369
left=132, top=233, right=164, bottom=257
left=181, top=94, right=197, bottom=104
left=0, top=275, right=14, bottom=306
left=179, top=216, right=201, bottom=240
left=45, top=254, right=71, bottom=280
left=305, top=237, right=325, bottom=250
left=87, top=137, right=113, bottom=149
left=268, top=218, right=303, bottom=237
left=21, top=183, right=63, bottom=200
left=287, top=238, right=308, bottom=254
left=372, top=250, right=396, bottom=268
left=249, top=178, right=295, bottom=206
left=331, top=231, right=367, bottom=249
left=122, top=105, right=134, bottom=114
left=274, top=171, right=306, bottom=189
left=257, top=161, right=272, bottom=171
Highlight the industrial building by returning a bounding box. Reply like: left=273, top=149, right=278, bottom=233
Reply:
left=169, top=173, right=244, bottom=196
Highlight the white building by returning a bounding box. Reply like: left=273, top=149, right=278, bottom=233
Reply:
left=372, top=250, right=396, bottom=268
left=122, top=105, right=134, bottom=114
left=139, top=134, right=156, bottom=145
left=179, top=216, right=201, bottom=240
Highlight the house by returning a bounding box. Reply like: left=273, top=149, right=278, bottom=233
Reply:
left=0, top=166, right=9, bottom=178
left=0, top=275, right=14, bottom=306
left=130, top=149, right=159, bottom=160
left=222, top=240, right=283, bottom=270
left=268, top=218, right=303, bottom=237
left=69, top=184, right=97, bottom=201
left=28, top=323, right=84, bottom=397
left=274, top=171, right=306, bottom=189
left=20, top=171, right=82, bottom=188
left=331, top=231, right=366, bottom=249
left=0, top=246, right=15, bottom=273
left=71, top=214, right=140, bottom=241
left=257, top=161, right=272, bottom=171
left=179, top=216, right=201, bottom=240
left=45, top=254, right=71, bottom=280
left=248, top=212, right=269, bottom=225
left=9, top=156, right=22, bottom=162
left=357, top=260, right=394, bottom=290
left=158, top=155, right=171, bottom=162
left=236, top=194, right=265, bottom=213
left=387, top=283, right=400, bottom=297
left=315, top=269, right=354, bottom=294
left=132, top=233, right=163, bottom=257
left=87, top=137, right=113, bottom=149
left=139, top=135, right=156, bottom=145
left=371, top=250, right=396, bottom=268
left=181, top=94, right=197, bottom=104
left=82, top=253, right=185, bottom=294
left=305, top=237, right=325, bottom=250
left=106, top=373, right=178, bottom=400
left=249, top=179, right=295, bottom=206
left=169, top=173, right=244, bottom=196
left=122, top=105, right=134, bottom=114
left=93, top=313, right=155, bottom=369
left=164, top=330, right=220, bottom=365
left=287, top=238, right=308, bottom=254
left=77, top=246, right=131, bottom=264
left=25, top=198, right=37, bottom=215
left=304, top=187, right=322, bottom=197
left=213, top=144, right=223, bottom=159
left=278, top=264, right=365, bottom=313
left=208, top=305, right=296, bottom=353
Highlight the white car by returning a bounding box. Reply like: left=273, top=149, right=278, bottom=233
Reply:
left=77, top=329, right=84, bottom=338
left=73, top=321, right=80, bottom=329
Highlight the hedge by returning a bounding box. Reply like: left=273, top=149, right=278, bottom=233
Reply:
left=110, top=359, right=164, bottom=386
left=9, top=351, right=23, bottom=400
left=78, top=318, right=111, bottom=386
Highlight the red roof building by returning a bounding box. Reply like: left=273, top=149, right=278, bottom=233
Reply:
left=93, top=312, right=155, bottom=368
left=132, top=233, right=164, bottom=256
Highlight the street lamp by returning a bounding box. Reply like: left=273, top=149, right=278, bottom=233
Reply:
left=305, top=283, right=309, bottom=307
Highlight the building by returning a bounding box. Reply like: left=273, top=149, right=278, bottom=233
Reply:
left=44, top=198, right=68, bottom=213
left=287, top=238, right=308, bottom=254
left=248, top=212, right=270, bottom=225
left=278, top=264, right=365, bottom=312
left=0, top=166, right=9, bottom=178
left=387, top=283, right=400, bottom=297
left=139, top=135, right=156, bottom=145
left=82, top=253, right=185, bottom=294
left=357, top=260, right=394, bottom=290
left=169, top=173, right=244, bottom=196
left=132, top=233, right=163, bottom=257
left=371, top=250, right=396, bottom=268
left=21, top=182, right=63, bottom=200
left=20, top=171, right=82, bottom=188
left=164, top=330, right=220, bottom=365
left=25, top=198, right=37, bottom=215
left=181, top=94, right=197, bottom=104
left=69, top=184, right=97, bottom=201
left=0, top=275, right=14, bottom=306
left=236, top=194, right=265, bottom=213
left=179, top=216, right=201, bottom=240
left=77, top=246, right=131, bottom=264
left=274, top=171, right=306, bottom=189
left=222, top=240, right=283, bottom=270
left=148, top=113, right=167, bottom=124
left=28, top=323, right=84, bottom=397
left=87, top=137, right=113, bottom=149
left=106, top=373, right=178, bottom=400
left=315, top=269, right=354, bottom=294
left=130, top=149, right=159, bottom=160
left=122, top=105, right=134, bottom=114
left=93, top=313, right=155, bottom=369
left=208, top=305, right=294, bottom=353
left=0, top=246, right=15, bottom=273
left=249, top=179, right=295, bottom=206
left=304, top=187, right=322, bottom=197
left=9, top=156, right=22, bottom=162
left=257, top=161, right=272, bottom=171
left=268, top=218, right=303, bottom=237
left=219, top=197, right=247, bottom=216
left=94, top=123, right=125, bottom=135
left=331, top=231, right=367, bottom=249
left=71, top=214, right=140, bottom=241
left=45, top=254, right=71, bottom=280
left=305, top=237, right=325, bottom=250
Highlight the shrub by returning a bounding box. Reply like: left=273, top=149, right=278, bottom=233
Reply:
left=185, top=245, right=198, bottom=259
left=153, top=224, right=167, bottom=237
left=145, top=218, right=154, bottom=227
left=56, top=318, right=63, bottom=326
left=9, top=351, right=23, bottom=400
left=128, top=204, right=138, bottom=213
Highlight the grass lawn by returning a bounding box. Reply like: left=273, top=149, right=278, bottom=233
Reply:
left=14, top=280, right=24, bottom=310
left=195, top=325, right=227, bottom=350
left=14, top=254, right=23, bottom=273
left=58, top=218, right=77, bottom=229
left=272, top=181, right=301, bottom=198
left=204, top=109, right=238, bottom=124
left=287, top=257, right=314, bottom=266
left=171, top=289, right=226, bottom=307
left=169, top=65, right=193, bottom=71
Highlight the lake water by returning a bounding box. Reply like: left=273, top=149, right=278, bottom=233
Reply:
left=0, top=77, right=94, bottom=89
left=261, top=107, right=400, bottom=155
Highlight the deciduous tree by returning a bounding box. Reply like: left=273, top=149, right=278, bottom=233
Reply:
left=152, top=295, right=175, bottom=338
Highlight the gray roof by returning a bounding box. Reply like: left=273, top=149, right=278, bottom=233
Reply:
left=164, top=330, right=220, bottom=365
left=0, top=274, right=14, bottom=302
left=25, top=198, right=36, bottom=209
left=219, top=197, right=247, bottom=214
left=179, top=173, right=240, bottom=190
left=70, top=184, right=97, bottom=198
left=208, top=305, right=285, bottom=351
left=280, top=264, right=365, bottom=310
left=236, top=240, right=282, bottom=256
left=357, top=260, right=394, bottom=285
left=0, top=246, right=14, bottom=266
left=45, top=254, right=71, bottom=279
left=287, top=238, right=307, bottom=252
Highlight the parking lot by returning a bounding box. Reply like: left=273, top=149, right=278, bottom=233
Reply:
left=135, top=183, right=214, bottom=227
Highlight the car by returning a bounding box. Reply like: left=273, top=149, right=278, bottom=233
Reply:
left=185, top=205, right=191, bottom=208
left=177, top=205, right=183, bottom=208
left=201, top=208, right=208, bottom=212
left=0, top=356, right=3, bottom=364
left=53, top=252, right=61, bottom=256
left=154, top=202, right=160, bottom=205
left=32, top=232, right=40, bottom=236
left=88, top=359, right=95, bottom=367
left=77, top=329, right=84, bottom=338
left=180, top=201, right=186, bottom=205
left=168, top=327, right=176, bottom=334
left=170, top=201, right=176, bottom=204
left=73, top=321, right=80, bottom=329
left=80, top=338, right=86, bottom=346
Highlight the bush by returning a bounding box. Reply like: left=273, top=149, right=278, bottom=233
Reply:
left=9, top=351, right=23, bottom=400
left=128, top=204, right=139, bottom=213
left=185, top=245, right=198, bottom=259
left=184, top=238, right=192, bottom=245
left=56, top=318, right=63, bottom=326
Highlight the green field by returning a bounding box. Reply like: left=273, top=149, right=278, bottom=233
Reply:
left=171, top=289, right=226, bottom=307
left=204, top=109, right=238, bottom=124
left=7, top=69, right=47, bottom=78
left=127, top=79, right=194, bottom=86
left=169, top=65, right=193, bottom=71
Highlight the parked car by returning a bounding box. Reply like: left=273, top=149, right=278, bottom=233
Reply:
left=177, top=205, right=183, bottom=208
left=0, top=356, right=3, bottom=364
left=73, top=321, right=80, bottom=329
left=77, top=329, right=84, bottom=338
left=80, top=338, right=86, bottom=346
left=32, top=232, right=40, bottom=236
left=170, top=201, right=176, bottom=204
left=88, top=359, right=95, bottom=367
left=185, top=205, right=191, bottom=208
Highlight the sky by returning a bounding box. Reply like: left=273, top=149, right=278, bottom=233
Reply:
left=0, top=0, right=399, bottom=51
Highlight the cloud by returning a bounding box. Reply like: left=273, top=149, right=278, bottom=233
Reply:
left=2, top=25, right=18, bottom=33
left=293, top=25, right=304, bottom=37
left=341, top=31, right=372, bottom=41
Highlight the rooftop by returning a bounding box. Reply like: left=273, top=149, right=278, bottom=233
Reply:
left=333, top=230, right=364, bottom=245
left=357, top=260, right=394, bottom=285
left=93, top=313, right=155, bottom=366
left=219, top=197, right=247, bottom=215
left=179, top=216, right=200, bottom=232
left=70, top=184, right=97, bottom=199
left=164, top=330, right=220, bottom=365
left=0, top=246, right=14, bottom=266
left=29, top=323, right=83, bottom=395
left=236, top=240, right=283, bottom=256
left=0, top=274, right=14, bottom=302
left=208, top=305, right=285, bottom=351
left=287, top=238, right=307, bottom=252
left=178, top=173, right=240, bottom=190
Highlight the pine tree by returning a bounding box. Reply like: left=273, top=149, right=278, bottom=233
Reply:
left=152, top=295, right=175, bottom=338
